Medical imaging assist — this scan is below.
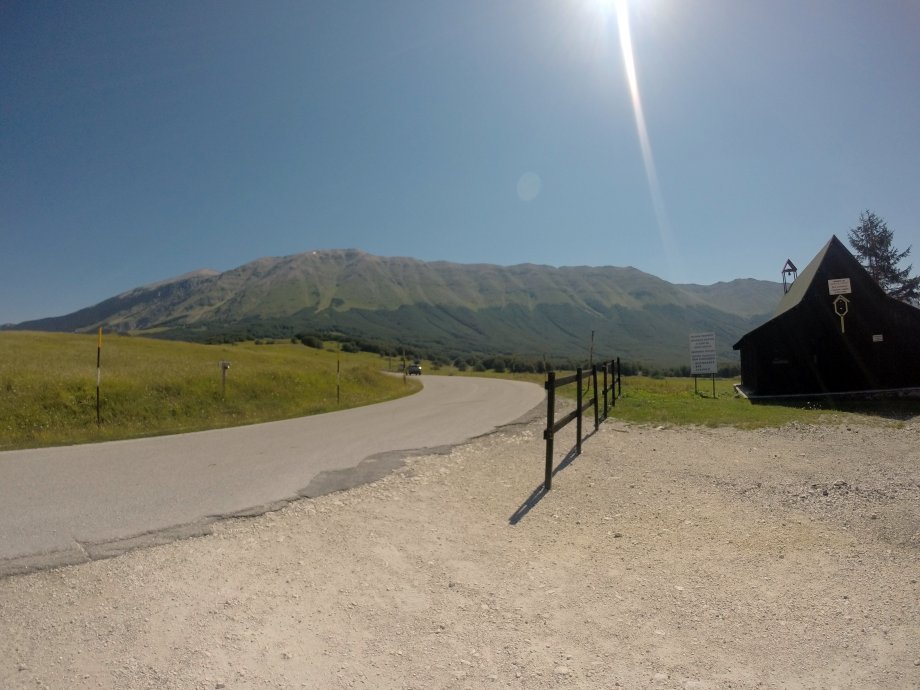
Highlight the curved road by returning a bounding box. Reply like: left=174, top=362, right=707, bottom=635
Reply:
left=0, top=376, right=544, bottom=577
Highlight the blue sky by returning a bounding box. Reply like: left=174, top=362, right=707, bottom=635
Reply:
left=2, top=0, right=919, bottom=324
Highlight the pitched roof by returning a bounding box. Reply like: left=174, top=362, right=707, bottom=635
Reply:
left=734, top=235, right=874, bottom=348
left=773, top=236, right=832, bottom=317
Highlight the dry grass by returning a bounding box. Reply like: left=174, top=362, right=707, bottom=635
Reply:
left=0, top=331, right=419, bottom=450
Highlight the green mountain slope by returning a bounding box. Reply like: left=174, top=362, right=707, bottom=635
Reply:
left=7, top=249, right=780, bottom=366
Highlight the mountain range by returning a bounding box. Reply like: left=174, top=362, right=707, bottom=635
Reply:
left=6, top=249, right=782, bottom=367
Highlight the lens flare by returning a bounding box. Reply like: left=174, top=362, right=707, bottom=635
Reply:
left=613, top=0, right=679, bottom=277
left=517, top=171, right=542, bottom=202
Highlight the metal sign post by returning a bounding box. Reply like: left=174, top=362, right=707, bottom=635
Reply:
left=689, top=332, right=718, bottom=397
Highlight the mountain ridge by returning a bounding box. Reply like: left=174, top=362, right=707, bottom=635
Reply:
left=6, top=249, right=782, bottom=367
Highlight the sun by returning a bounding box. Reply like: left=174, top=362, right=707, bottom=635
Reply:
left=583, top=0, right=617, bottom=20
left=577, top=0, right=681, bottom=277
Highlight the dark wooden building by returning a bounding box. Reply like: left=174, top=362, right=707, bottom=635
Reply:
left=733, top=235, right=920, bottom=396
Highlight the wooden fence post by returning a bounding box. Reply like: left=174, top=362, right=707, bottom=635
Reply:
left=592, top=364, right=600, bottom=430
left=544, top=371, right=556, bottom=491
left=576, top=367, right=583, bottom=455
left=540, top=359, right=623, bottom=492
left=602, top=362, right=609, bottom=419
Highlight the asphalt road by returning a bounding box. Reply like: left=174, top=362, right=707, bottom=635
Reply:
left=0, top=376, right=544, bottom=577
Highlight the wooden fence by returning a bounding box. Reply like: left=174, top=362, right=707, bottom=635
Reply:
left=543, top=358, right=621, bottom=491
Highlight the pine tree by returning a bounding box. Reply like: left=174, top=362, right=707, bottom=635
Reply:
left=847, top=210, right=920, bottom=303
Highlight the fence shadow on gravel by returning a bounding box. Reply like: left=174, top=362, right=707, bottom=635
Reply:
left=508, top=427, right=600, bottom=525
left=542, top=360, right=619, bottom=489
left=508, top=359, right=620, bottom=525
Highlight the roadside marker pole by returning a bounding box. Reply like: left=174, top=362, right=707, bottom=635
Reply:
left=96, top=327, right=102, bottom=426
left=219, top=360, right=230, bottom=396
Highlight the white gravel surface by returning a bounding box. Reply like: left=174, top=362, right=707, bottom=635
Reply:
left=1, top=414, right=918, bottom=689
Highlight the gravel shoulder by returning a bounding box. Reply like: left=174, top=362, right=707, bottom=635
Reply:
left=1, top=414, right=918, bottom=689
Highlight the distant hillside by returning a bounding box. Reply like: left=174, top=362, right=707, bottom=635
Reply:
left=7, top=249, right=781, bottom=367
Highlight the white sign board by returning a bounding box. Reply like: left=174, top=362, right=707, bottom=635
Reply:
left=828, top=278, right=852, bottom=295
left=689, top=332, right=717, bottom=375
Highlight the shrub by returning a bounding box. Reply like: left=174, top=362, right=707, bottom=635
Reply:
left=297, top=334, right=324, bottom=349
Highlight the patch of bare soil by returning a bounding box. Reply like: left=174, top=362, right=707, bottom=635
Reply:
left=1, top=416, right=918, bottom=689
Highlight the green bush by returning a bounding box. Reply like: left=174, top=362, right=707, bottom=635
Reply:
left=297, top=334, right=324, bottom=349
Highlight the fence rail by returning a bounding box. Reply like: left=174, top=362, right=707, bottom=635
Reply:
left=543, top=358, right=621, bottom=491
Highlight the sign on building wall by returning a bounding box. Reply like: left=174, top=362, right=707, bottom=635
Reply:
left=828, top=278, right=852, bottom=295
left=689, top=332, right=717, bottom=375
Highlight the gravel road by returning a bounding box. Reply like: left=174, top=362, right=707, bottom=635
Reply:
left=1, top=413, right=918, bottom=689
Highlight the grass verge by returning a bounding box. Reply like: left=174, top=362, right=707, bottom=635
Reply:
left=607, top=376, right=919, bottom=428
left=425, top=365, right=919, bottom=429
left=0, top=332, right=419, bottom=450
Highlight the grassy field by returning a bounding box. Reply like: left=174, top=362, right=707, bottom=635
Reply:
left=428, top=364, right=920, bottom=429
left=3, top=334, right=915, bottom=452
left=607, top=376, right=920, bottom=428
left=0, top=332, right=419, bottom=450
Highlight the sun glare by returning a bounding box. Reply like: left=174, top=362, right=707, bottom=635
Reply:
left=570, top=0, right=680, bottom=276
left=587, top=0, right=616, bottom=18
left=607, top=0, right=679, bottom=278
